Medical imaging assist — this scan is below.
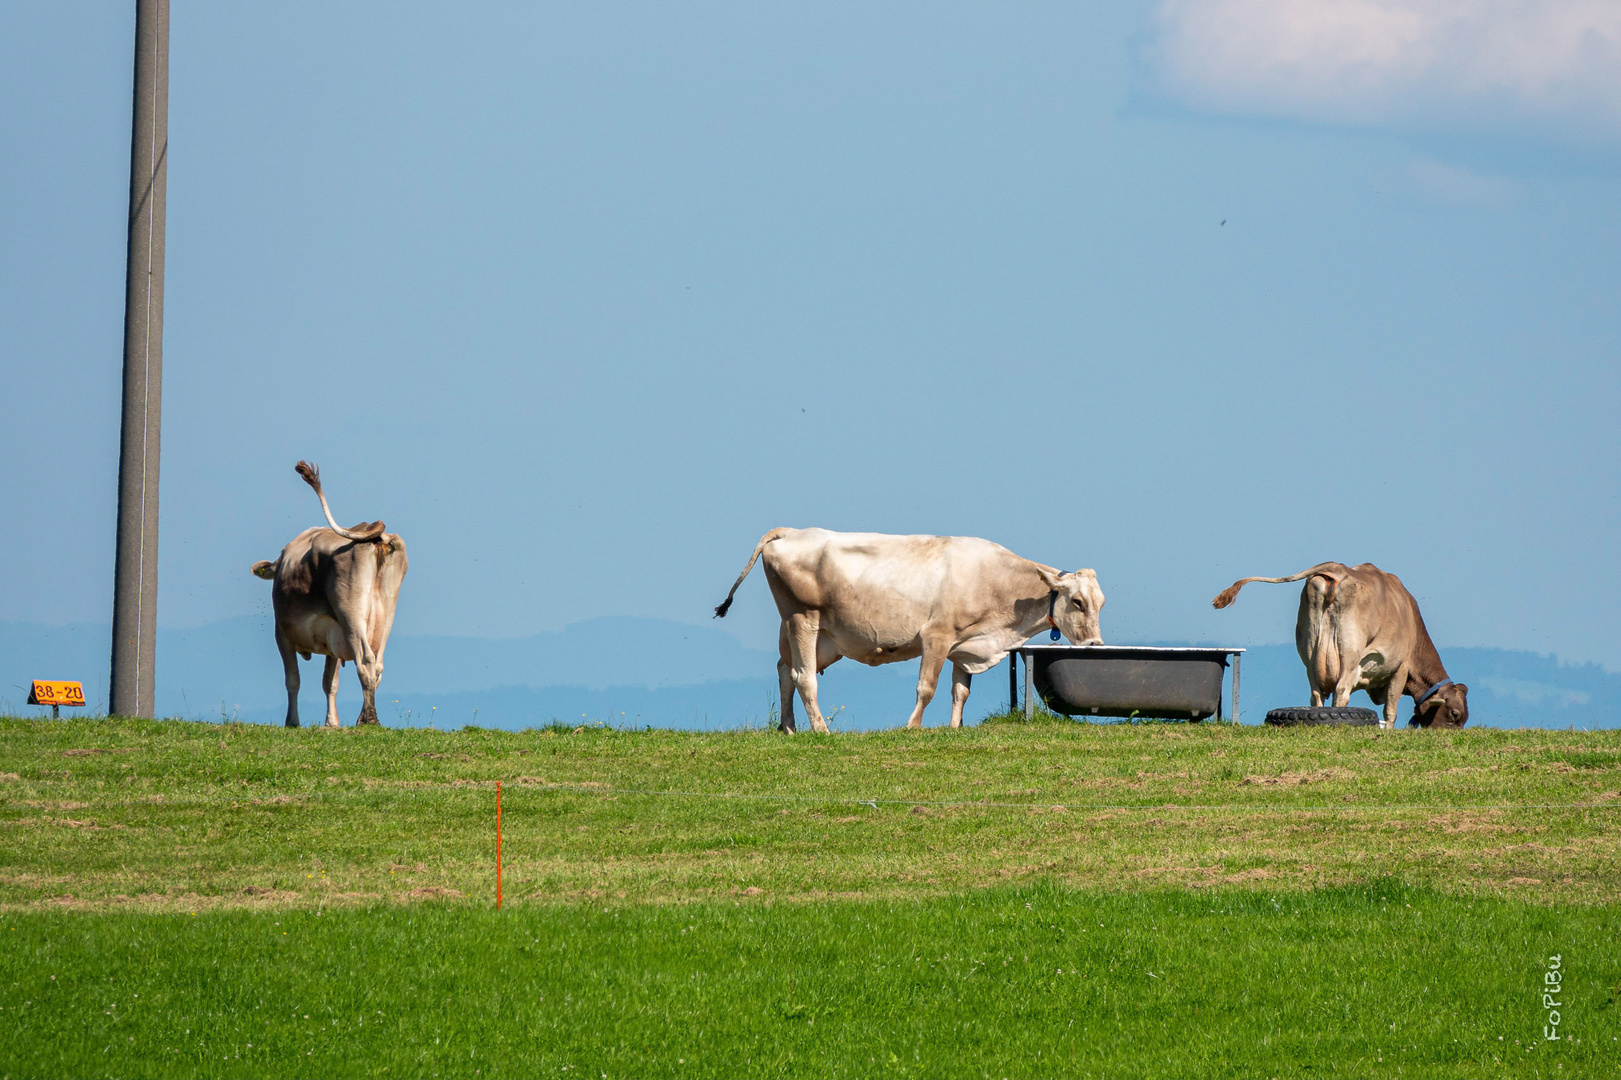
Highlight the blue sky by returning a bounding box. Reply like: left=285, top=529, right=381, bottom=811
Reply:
left=3, top=2, right=1618, bottom=671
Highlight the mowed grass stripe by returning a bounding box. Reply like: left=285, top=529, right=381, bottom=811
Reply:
left=2, top=884, right=1615, bottom=1079
left=2, top=717, right=1619, bottom=909
left=16, top=783, right=1619, bottom=809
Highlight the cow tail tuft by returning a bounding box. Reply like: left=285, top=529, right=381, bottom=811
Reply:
left=295, top=460, right=321, bottom=493
left=1212, top=582, right=1244, bottom=609
left=714, top=597, right=734, bottom=619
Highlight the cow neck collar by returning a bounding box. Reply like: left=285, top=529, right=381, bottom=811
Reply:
left=1046, top=590, right=1060, bottom=642
left=1413, top=679, right=1452, bottom=708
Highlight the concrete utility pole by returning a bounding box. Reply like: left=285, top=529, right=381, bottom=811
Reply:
left=110, top=0, right=169, bottom=718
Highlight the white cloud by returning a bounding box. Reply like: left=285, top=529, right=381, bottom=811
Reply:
left=1151, top=0, right=1621, bottom=136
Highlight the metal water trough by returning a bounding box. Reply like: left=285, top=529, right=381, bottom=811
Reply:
left=1011, top=645, right=1244, bottom=722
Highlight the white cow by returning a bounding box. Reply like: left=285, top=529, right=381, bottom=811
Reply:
left=251, top=462, right=408, bottom=728
left=714, top=528, right=1104, bottom=732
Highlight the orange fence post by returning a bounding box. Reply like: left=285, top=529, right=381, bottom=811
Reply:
left=495, top=780, right=503, bottom=909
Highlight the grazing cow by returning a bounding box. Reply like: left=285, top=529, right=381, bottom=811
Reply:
left=713, top=528, right=1105, bottom=732
left=1212, top=562, right=1467, bottom=728
left=250, top=462, right=408, bottom=728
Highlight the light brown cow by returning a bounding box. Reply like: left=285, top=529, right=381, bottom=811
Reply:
left=250, top=462, right=408, bottom=728
left=714, top=528, right=1104, bottom=732
left=1212, top=562, right=1467, bottom=728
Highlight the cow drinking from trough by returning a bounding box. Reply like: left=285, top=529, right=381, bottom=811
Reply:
left=714, top=528, right=1105, bottom=732
left=1212, top=562, right=1467, bottom=728
left=251, top=462, right=408, bottom=728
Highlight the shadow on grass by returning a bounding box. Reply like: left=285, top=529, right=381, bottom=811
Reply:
left=979, top=706, right=1238, bottom=728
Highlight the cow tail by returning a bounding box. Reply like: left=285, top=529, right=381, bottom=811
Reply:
left=713, top=528, right=792, bottom=618
left=296, top=460, right=386, bottom=542
left=1212, top=563, right=1345, bottom=609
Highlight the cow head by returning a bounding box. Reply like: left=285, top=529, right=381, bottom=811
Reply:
left=1412, top=682, right=1469, bottom=728
left=1053, top=568, right=1105, bottom=645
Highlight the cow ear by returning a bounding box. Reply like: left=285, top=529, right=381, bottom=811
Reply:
left=1058, top=569, right=1098, bottom=595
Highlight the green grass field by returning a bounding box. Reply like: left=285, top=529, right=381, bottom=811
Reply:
left=3, top=715, right=1619, bottom=1077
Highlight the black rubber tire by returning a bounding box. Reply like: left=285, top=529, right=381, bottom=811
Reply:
left=1265, top=706, right=1379, bottom=727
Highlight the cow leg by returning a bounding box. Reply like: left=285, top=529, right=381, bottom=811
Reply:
left=948, top=663, right=972, bottom=728
left=328, top=583, right=385, bottom=726
left=321, top=656, right=342, bottom=728
left=905, top=639, right=950, bottom=729
left=1331, top=657, right=1360, bottom=709
left=277, top=627, right=301, bottom=728
left=355, top=653, right=382, bottom=726
left=342, top=631, right=383, bottom=727
left=1309, top=649, right=1335, bottom=708
left=1377, top=664, right=1408, bottom=730
left=787, top=612, right=829, bottom=734
left=776, top=623, right=796, bottom=734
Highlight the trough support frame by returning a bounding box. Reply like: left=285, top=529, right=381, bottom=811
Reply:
left=1232, top=652, right=1241, bottom=724
left=1024, top=653, right=1035, bottom=720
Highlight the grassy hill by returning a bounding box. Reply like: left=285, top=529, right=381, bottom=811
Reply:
left=3, top=715, right=1619, bottom=1077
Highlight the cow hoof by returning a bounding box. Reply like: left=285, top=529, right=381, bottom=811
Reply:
left=1264, top=707, right=1378, bottom=727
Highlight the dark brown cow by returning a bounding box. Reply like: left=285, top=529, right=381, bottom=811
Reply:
left=251, top=462, right=408, bottom=728
left=1213, top=562, right=1467, bottom=728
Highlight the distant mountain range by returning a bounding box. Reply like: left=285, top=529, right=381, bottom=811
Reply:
left=2, top=617, right=1616, bottom=730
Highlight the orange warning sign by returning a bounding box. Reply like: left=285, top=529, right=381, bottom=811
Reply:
left=28, top=681, right=85, bottom=708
